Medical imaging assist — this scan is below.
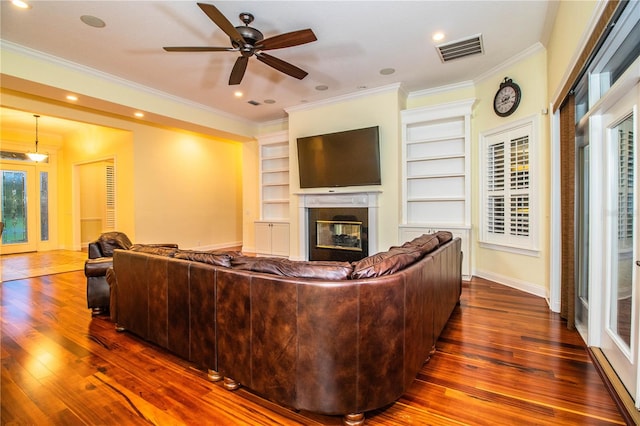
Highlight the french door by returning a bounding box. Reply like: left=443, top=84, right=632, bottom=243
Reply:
left=598, top=84, right=639, bottom=403
left=1, top=163, right=39, bottom=254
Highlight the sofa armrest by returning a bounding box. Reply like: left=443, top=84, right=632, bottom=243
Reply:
left=87, top=241, right=103, bottom=259
left=85, top=257, right=113, bottom=277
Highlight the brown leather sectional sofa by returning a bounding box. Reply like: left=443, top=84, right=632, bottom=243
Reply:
left=111, top=232, right=462, bottom=425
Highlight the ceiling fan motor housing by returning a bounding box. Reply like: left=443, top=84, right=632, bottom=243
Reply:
left=233, top=25, right=264, bottom=48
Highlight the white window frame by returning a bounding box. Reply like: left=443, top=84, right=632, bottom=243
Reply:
left=480, top=115, right=540, bottom=255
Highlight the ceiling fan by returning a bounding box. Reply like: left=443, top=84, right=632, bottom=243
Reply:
left=164, top=2, right=317, bottom=85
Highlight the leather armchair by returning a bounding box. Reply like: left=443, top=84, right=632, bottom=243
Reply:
left=85, top=232, right=133, bottom=316
left=84, top=231, right=179, bottom=316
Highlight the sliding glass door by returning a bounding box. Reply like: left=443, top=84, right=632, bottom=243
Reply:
left=599, top=87, right=638, bottom=401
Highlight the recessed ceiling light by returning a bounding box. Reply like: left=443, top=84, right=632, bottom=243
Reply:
left=66, top=95, right=78, bottom=101
left=315, top=85, right=328, bottom=91
left=134, top=112, right=144, bottom=118
left=80, top=15, right=106, bottom=28
left=264, top=99, right=276, bottom=104
left=234, top=91, right=243, bottom=98
left=432, top=32, right=445, bottom=42
left=379, top=68, right=395, bottom=75
left=12, top=0, right=30, bottom=9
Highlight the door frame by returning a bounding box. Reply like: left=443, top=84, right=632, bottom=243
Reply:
left=586, top=60, right=640, bottom=407
left=71, top=157, right=116, bottom=251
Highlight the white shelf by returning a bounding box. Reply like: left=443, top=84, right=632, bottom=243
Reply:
left=407, top=153, right=466, bottom=163
left=407, top=173, right=465, bottom=179
left=407, top=197, right=466, bottom=202
left=405, top=135, right=465, bottom=145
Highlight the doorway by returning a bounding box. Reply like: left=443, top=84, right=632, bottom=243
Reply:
left=75, top=159, right=116, bottom=249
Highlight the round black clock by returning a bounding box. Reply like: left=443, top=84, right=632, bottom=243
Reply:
left=493, top=77, right=521, bottom=117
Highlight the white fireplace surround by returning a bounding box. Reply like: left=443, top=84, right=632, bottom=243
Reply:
left=297, top=191, right=380, bottom=260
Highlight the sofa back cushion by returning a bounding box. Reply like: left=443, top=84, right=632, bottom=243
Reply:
left=351, top=245, right=423, bottom=279
left=402, top=233, right=440, bottom=256
left=435, top=231, right=453, bottom=244
left=174, top=250, right=233, bottom=267
left=130, top=244, right=178, bottom=257
left=232, top=257, right=353, bottom=280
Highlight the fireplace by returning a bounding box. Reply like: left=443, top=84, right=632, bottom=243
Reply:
left=297, top=191, right=380, bottom=261
left=308, top=208, right=368, bottom=261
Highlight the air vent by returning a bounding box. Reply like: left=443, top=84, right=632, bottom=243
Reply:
left=247, top=100, right=260, bottom=106
left=436, top=34, right=484, bottom=62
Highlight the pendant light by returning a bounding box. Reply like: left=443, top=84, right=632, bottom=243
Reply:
left=26, top=114, right=48, bottom=162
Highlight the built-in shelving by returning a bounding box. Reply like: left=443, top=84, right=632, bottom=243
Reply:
left=259, top=131, right=289, bottom=221
left=400, top=99, right=475, bottom=279
left=256, top=131, right=290, bottom=257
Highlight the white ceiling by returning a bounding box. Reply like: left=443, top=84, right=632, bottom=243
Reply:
left=1, top=0, right=557, bottom=136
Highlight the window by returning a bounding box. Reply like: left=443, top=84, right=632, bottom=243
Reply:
left=105, top=164, right=115, bottom=230
left=481, top=118, right=538, bottom=254
left=40, top=171, right=49, bottom=241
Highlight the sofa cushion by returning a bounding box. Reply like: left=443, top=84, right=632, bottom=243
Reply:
left=174, top=250, right=232, bottom=267
left=130, top=244, right=178, bottom=257
left=232, top=257, right=353, bottom=280
left=435, top=231, right=453, bottom=244
left=351, top=245, right=423, bottom=279
left=403, top=233, right=440, bottom=256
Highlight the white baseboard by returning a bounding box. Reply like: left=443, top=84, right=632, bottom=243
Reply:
left=473, top=269, right=548, bottom=299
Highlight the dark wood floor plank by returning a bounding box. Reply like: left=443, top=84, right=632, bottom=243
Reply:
left=0, top=258, right=626, bottom=425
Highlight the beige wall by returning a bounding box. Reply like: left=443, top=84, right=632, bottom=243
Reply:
left=546, top=0, right=599, bottom=103
left=131, top=125, right=243, bottom=249
left=241, top=139, right=260, bottom=252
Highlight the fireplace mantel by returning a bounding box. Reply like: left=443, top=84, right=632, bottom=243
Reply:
left=296, top=191, right=380, bottom=260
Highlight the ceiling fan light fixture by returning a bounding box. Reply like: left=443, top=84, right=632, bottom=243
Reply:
left=26, top=114, right=48, bottom=163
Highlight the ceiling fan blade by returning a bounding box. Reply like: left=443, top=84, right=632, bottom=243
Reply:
left=259, top=29, right=317, bottom=51
left=256, top=53, right=308, bottom=80
left=229, top=56, right=249, bottom=85
left=163, top=46, right=235, bottom=52
left=197, top=2, right=246, bottom=46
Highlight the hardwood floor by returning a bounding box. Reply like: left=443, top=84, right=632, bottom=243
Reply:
left=1, top=250, right=86, bottom=282
left=0, top=263, right=626, bottom=425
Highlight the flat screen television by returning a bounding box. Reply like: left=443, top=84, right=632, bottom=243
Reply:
left=297, top=126, right=381, bottom=188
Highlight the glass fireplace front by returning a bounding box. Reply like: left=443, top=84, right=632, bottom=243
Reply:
left=316, top=220, right=362, bottom=252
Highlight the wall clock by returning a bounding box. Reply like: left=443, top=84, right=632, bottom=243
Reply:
left=493, top=77, right=521, bottom=117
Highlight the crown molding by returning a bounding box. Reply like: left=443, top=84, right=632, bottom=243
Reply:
left=408, top=80, right=474, bottom=98
left=474, top=42, right=545, bottom=85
